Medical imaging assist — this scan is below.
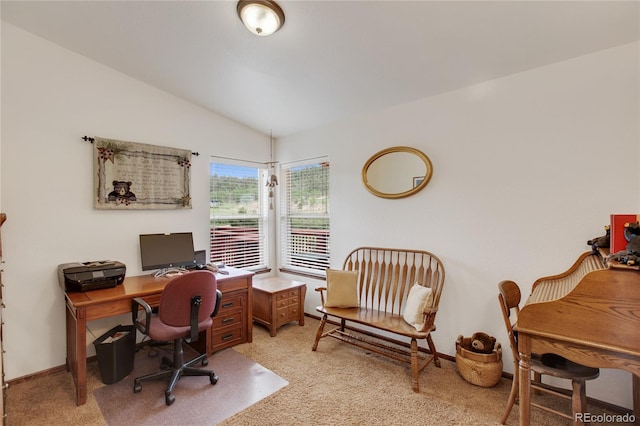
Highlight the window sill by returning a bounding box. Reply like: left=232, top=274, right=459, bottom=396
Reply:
left=279, top=267, right=326, bottom=281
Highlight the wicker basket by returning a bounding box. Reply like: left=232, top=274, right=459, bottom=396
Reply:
left=455, top=335, right=503, bottom=387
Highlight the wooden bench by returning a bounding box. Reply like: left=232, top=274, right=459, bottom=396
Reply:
left=312, top=247, right=445, bottom=392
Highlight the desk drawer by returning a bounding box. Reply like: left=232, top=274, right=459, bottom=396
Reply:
left=212, top=324, right=244, bottom=349
left=212, top=309, right=243, bottom=329
left=219, top=294, right=244, bottom=313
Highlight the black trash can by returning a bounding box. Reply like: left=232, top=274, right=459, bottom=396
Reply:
left=93, top=324, right=136, bottom=384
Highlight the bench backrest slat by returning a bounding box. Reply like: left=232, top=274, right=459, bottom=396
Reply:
left=343, top=247, right=445, bottom=316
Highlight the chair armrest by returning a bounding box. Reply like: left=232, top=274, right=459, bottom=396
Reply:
left=420, top=307, right=438, bottom=331
left=315, top=286, right=327, bottom=307
left=424, top=306, right=438, bottom=315
left=211, top=289, right=222, bottom=318
left=131, top=297, right=152, bottom=335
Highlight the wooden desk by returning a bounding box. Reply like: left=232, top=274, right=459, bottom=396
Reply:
left=252, top=277, right=306, bottom=337
left=517, top=264, right=640, bottom=425
left=64, top=267, right=253, bottom=406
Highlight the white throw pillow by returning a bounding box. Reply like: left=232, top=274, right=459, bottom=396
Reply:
left=403, top=284, right=433, bottom=330
left=324, top=268, right=359, bottom=308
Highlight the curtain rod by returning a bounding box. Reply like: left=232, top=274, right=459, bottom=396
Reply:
left=210, top=155, right=269, bottom=165
left=211, top=155, right=329, bottom=167
left=82, top=136, right=200, bottom=157
left=280, top=155, right=329, bottom=165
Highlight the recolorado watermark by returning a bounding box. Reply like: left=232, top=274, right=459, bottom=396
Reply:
left=575, top=413, right=636, bottom=423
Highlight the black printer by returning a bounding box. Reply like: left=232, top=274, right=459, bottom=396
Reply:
left=58, top=261, right=126, bottom=292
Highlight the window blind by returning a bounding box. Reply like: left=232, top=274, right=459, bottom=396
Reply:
left=280, top=158, right=330, bottom=275
left=210, top=160, right=268, bottom=271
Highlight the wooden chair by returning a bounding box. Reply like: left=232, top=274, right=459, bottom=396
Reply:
left=498, top=280, right=599, bottom=424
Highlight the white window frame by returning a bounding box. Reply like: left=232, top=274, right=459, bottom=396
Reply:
left=209, top=157, right=269, bottom=272
left=279, top=157, right=330, bottom=277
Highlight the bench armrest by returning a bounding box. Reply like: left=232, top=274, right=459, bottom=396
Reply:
left=419, top=306, right=438, bottom=332
left=315, top=286, right=327, bottom=307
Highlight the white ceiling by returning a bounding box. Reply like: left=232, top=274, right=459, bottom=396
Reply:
left=2, top=1, right=639, bottom=138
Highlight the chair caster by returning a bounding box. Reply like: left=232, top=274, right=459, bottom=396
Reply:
left=165, top=391, right=175, bottom=406
left=210, top=373, right=219, bottom=385
left=202, top=358, right=209, bottom=367
left=133, top=382, right=142, bottom=393
left=160, top=356, right=173, bottom=370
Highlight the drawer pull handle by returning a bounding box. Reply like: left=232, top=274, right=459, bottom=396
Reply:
left=222, top=302, right=234, bottom=308
left=221, top=333, right=234, bottom=341
left=222, top=317, right=234, bottom=324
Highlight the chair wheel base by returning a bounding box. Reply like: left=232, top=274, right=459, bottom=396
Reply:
left=165, top=391, right=175, bottom=406
left=210, top=373, right=218, bottom=385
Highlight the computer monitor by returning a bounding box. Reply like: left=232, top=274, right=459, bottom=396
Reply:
left=194, top=249, right=206, bottom=267
left=139, top=232, right=196, bottom=272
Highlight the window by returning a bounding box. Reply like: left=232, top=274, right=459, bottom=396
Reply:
left=209, top=159, right=268, bottom=271
left=280, top=158, right=330, bottom=276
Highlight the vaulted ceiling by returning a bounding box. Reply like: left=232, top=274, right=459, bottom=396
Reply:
left=2, top=1, right=639, bottom=137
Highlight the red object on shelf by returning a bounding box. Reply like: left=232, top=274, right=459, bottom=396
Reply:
left=610, top=214, right=640, bottom=253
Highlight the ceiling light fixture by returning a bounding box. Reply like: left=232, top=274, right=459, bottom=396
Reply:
left=237, top=0, right=285, bottom=36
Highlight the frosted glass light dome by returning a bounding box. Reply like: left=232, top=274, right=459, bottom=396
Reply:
left=237, top=1, right=285, bottom=36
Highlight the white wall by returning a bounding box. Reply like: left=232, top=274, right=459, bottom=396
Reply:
left=278, top=42, right=640, bottom=409
left=2, top=21, right=640, bottom=410
left=0, top=23, right=269, bottom=379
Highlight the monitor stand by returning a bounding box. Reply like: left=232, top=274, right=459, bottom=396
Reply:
left=152, top=267, right=188, bottom=278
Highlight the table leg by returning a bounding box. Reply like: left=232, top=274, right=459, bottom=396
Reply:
left=633, top=374, right=639, bottom=426
left=270, top=292, right=277, bottom=337
left=65, top=303, right=72, bottom=373
left=246, top=283, right=253, bottom=343
left=519, top=349, right=532, bottom=426
left=299, top=285, right=306, bottom=326
left=67, top=304, right=87, bottom=406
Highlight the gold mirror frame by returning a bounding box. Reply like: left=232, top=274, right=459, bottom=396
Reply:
left=362, top=146, right=433, bottom=199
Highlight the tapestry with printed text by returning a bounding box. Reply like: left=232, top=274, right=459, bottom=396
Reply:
left=93, top=137, right=191, bottom=210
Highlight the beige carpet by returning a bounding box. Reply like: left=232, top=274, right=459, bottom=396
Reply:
left=6, top=317, right=627, bottom=425
left=225, top=320, right=508, bottom=425
left=93, top=345, right=287, bottom=425
left=224, top=318, right=623, bottom=426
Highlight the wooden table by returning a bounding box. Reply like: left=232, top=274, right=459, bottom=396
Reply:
left=64, top=267, right=253, bottom=406
left=252, top=277, right=306, bottom=337
left=516, top=266, right=640, bottom=425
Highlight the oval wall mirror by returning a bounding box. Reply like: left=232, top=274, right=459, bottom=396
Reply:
left=362, top=146, right=433, bottom=199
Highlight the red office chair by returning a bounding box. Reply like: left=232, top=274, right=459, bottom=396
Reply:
left=131, top=271, right=222, bottom=406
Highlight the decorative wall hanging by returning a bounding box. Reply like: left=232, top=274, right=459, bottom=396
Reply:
left=266, top=131, right=278, bottom=210
left=91, top=136, right=192, bottom=210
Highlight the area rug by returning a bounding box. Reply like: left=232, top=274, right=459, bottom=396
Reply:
left=93, top=345, right=288, bottom=425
